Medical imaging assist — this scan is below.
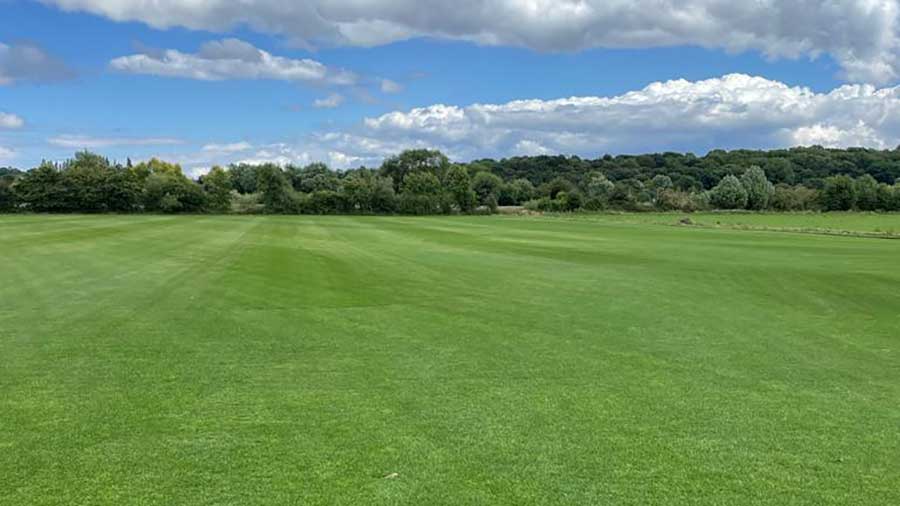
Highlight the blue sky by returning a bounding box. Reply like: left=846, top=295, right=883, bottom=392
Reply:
left=2, top=0, right=900, bottom=174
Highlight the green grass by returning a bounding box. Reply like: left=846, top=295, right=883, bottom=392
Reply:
left=569, top=211, right=900, bottom=236
left=1, top=214, right=898, bottom=505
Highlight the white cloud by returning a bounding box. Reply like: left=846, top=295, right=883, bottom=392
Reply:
left=313, top=93, right=345, bottom=108
left=159, top=137, right=392, bottom=173
left=0, top=146, right=15, bottom=161
left=0, top=112, right=24, bottom=129
left=42, top=0, right=900, bottom=83
left=48, top=135, right=184, bottom=149
left=202, top=141, right=252, bottom=153
left=140, top=141, right=254, bottom=175
left=790, top=122, right=889, bottom=150
left=0, top=41, right=75, bottom=85
left=327, top=150, right=363, bottom=167
left=337, top=74, right=900, bottom=159
left=514, top=139, right=552, bottom=156
left=110, top=38, right=357, bottom=86
left=380, top=78, right=403, bottom=94
left=113, top=73, right=900, bottom=173
left=236, top=143, right=315, bottom=166
left=231, top=143, right=365, bottom=169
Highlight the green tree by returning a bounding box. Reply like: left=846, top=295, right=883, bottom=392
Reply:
left=556, top=190, right=583, bottom=211
left=132, top=158, right=183, bottom=180
left=583, top=172, right=614, bottom=210
left=586, top=172, right=614, bottom=198
left=203, top=166, right=233, bottom=213
left=132, top=158, right=205, bottom=213
left=342, top=170, right=376, bottom=213
left=288, top=162, right=340, bottom=193
left=443, top=165, right=476, bottom=213
left=0, top=173, right=18, bottom=211
left=230, top=192, right=263, bottom=214
left=763, top=158, right=796, bottom=184
left=471, top=171, right=503, bottom=211
left=306, top=190, right=346, bottom=214
left=655, top=189, right=697, bottom=211
left=649, top=174, right=673, bottom=197
left=343, top=170, right=396, bottom=213
left=609, top=179, right=645, bottom=210
left=889, top=183, right=900, bottom=211
left=709, top=175, right=748, bottom=209
left=875, top=183, right=895, bottom=211
left=62, top=152, right=115, bottom=212
left=380, top=149, right=450, bottom=191
left=104, top=167, right=143, bottom=212
left=822, top=175, right=857, bottom=211
left=14, top=162, right=66, bottom=212
left=399, top=171, right=442, bottom=215
left=672, top=173, right=702, bottom=192
left=144, top=172, right=207, bottom=213
left=159, top=193, right=183, bottom=213
left=541, top=177, right=576, bottom=199
left=505, top=178, right=535, bottom=205
left=854, top=174, right=880, bottom=211
left=740, top=166, right=774, bottom=210
left=228, top=164, right=259, bottom=194
left=402, top=171, right=441, bottom=195
left=256, top=164, right=298, bottom=214
left=371, top=176, right=397, bottom=213
left=771, top=184, right=819, bottom=211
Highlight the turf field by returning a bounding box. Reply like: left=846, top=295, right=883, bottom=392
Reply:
left=1, top=214, right=898, bottom=505
left=570, top=211, right=900, bottom=236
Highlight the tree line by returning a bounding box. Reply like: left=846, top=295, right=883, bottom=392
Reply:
left=2, top=146, right=900, bottom=214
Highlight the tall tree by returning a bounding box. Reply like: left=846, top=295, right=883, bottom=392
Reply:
left=256, top=164, right=298, bottom=213
left=62, top=151, right=117, bottom=212
left=14, top=162, right=66, bottom=212
left=380, top=149, right=450, bottom=191
left=471, top=171, right=503, bottom=211
left=854, top=174, right=880, bottom=211
left=443, top=165, right=476, bottom=213
left=203, top=166, right=233, bottom=212
left=740, top=166, right=774, bottom=210
left=0, top=172, right=18, bottom=211
left=710, top=175, right=748, bottom=209
left=228, top=164, right=259, bottom=194
left=289, top=162, right=340, bottom=193
left=143, top=171, right=207, bottom=213
left=822, top=175, right=857, bottom=211
left=504, top=178, right=535, bottom=205
left=399, top=171, right=443, bottom=215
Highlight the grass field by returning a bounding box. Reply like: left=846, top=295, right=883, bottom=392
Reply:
left=569, top=211, right=900, bottom=236
left=2, top=214, right=898, bottom=505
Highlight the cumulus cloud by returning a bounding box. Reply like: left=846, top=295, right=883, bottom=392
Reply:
left=0, top=41, right=75, bottom=85
left=222, top=143, right=361, bottom=169
left=380, top=78, right=403, bottom=94
left=48, top=135, right=184, bottom=149
left=42, top=0, right=900, bottom=83
left=789, top=122, right=889, bottom=150
left=164, top=139, right=381, bottom=174
left=125, top=74, right=900, bottom=173
left=235, top=143, right=316, bottom=167
left=146, top=141, right=255, bottom=176
left=110, top=38, right=357, bottom=86
left=313, top=93, right=345, bottom=108
left=0, top=112, right=24, bottom=129
left=312, top=73, right=900, bottom=164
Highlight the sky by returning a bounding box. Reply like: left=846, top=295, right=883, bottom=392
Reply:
left=2, top=0, right=900, bottom=175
